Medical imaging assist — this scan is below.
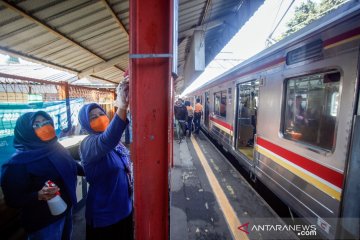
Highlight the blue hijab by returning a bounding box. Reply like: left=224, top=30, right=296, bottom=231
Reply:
left=3, top=111, right=77, bottom=204
left=78, top=103, right=107, bottom=134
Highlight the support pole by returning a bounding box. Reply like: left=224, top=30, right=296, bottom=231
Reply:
left=64, top=82, right=72, bottom=131
left=130, top=0, right=173, bottom=239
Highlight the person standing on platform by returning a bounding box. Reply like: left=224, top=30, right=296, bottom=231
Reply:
left=194, top=98, right=203, bottom=134
left=78, top=80, right=133, bottom=240
left=1, top=111, right=82, bottom=240
left=174, top=99, right=188, bottom=141
left=185, top=101, right=194, bottom=137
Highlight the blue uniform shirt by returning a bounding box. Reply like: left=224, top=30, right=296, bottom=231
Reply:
left=79, top=104, right=132, bottom=227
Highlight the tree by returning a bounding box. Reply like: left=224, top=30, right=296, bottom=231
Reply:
left=318, top=0, right=347, bottom=17
left=283, top=0, right=317, bottom=37
left=275, top=0, right=346, bottom=42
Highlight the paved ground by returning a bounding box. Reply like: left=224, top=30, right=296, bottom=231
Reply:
left=170, top=132, right=298, bottom=240
left=73, top=132, right=298, bottom=239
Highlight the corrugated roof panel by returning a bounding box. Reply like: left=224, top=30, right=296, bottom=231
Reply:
left=60, top=53, right=93, bottom=65
left=114, top=61, right=129, bottom=71
left=17, top=0, right=61, bottom=12
left=179, top=0, right=205, bottom=9
left=82, top=31, right=123, bottom=47
left=95, top=66, right=122, bottom=77
left=44, top=46, right=87, bottom=62
left=31, top=1, right=97, bottom=20
left=30, top=39, right=72, bottom=57
left=0, top=7, right=18, bottom=24
left=179, top=4, right=204, bottom=17
left=62, top=55, right=96, bottom=68
left=1, top=26, right=47, bottom=47
left=55, top=9, right=111, bottom=34
left=0, top=18, right=32, bottom=38
left=74, top=59, right=106, bottom=72
left=0, top=0, right=262, bottom=91
left=97, top=43, right=128, bottom=56
left=50, top=51, right=91, bottom=65
left=73, top=21, right=118, bottom=41
left=12, top=32, right=57, bottom=52
left=99, top=69, right=120, bottom=79
left=43, top=3, right=106, bottom=28
left=68, top=58, right=103, bottom=72
left=109, top=0, right=129, bottom=30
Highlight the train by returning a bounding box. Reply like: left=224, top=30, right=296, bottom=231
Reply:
left=186, top=2, right=360, bottom=239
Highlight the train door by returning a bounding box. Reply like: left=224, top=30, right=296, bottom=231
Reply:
left=235, top=80, right=259, bottom=159
left=204, top=92, right=210, bottom=128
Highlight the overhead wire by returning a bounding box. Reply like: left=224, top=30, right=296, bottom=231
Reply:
left=270, top=0, right=285, bottom=33
left=266, top=0, right=296, bottom=45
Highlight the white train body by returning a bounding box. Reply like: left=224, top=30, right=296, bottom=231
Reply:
left=187, top=2, right=360, bottom=239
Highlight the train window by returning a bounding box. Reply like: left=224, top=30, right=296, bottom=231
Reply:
left=282, top=72, right=340, bottom=151
left=214, top=90, right=227, bottom=118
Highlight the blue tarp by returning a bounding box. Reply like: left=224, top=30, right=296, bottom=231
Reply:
left=0, top=99, right=84, bottom=168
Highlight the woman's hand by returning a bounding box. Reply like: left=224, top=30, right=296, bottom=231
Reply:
left=115, top=81, right=129, bottom=110
left=38, top=185, right=60, bottom=201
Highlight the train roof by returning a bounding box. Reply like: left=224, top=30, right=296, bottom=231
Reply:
left=189, top=0, right=360, bottom=95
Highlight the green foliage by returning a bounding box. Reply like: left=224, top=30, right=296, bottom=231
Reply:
left=275, top=0, right=346, bottom=42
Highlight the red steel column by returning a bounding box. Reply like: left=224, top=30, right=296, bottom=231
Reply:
left=130, top=0, right=173, bottom=239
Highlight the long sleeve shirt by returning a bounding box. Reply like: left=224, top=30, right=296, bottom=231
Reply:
left=80, top=115, right=132, bottom=227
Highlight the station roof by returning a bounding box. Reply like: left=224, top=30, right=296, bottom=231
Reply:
left=0, top=0, right=263, bottom=93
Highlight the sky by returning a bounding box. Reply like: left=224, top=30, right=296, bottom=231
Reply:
left=181, top=0, right=322, bottom=97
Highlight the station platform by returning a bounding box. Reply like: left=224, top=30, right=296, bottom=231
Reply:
left=170, top=132, right=298, bottom=240
left=71, top=131, right=299, bottom=240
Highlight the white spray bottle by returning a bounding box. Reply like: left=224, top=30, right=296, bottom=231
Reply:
left=45, top=180, right=67, bottom=216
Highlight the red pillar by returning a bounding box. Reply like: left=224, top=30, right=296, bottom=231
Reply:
left=130, top=0, right=173, bottom=239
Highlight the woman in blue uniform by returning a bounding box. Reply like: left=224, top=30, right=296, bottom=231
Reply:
left=78, top=80, right=133, bottom=240
left=1, top=111, right=82, bottom=240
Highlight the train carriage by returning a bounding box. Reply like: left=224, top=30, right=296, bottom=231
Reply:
left=188, top=2, right=360, bottom=239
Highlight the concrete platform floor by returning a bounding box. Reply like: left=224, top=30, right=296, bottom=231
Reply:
left=170, top=133, right=298, bottom=240
left=73, top=132, right=298, bottom=239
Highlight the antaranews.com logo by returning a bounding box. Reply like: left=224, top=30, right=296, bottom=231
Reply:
left=238, top=222, right=317, bottom=237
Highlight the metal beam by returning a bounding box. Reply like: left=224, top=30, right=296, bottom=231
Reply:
left=69, top=84, right=116, bottom=89
left=0, top=72, right=63, bottom=85
left=89, top=75, right=119, bottom=84
left=78, top=54, right=128, bottom=79
left=102, top=0, right=129, bottom=37
left=130, top=0, right=172, bottom=238
left=0, top=73, right=115, bottom=92
left=179, top=19, right=223, bottom=38
left=0, top=0, right=106, bottom=62
left=68, top=84, right=115, bottom=93
left=200, top=0, right=212, bottom=26
left=0, top=47, right=78, bottom=74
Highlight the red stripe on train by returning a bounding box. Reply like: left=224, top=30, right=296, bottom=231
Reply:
left=257, top=137, right=344, bottom=189
left=209, top=116, right=233, bottom=131
left=324, top=26, right=360, bottom=47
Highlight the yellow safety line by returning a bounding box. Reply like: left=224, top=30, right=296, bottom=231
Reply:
left=256, top=146, right=341, bottom=201
left=190, top=136, right=249, bottom=240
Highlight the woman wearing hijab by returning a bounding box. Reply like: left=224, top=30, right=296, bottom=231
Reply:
left=78, top=81, right=133, bottom=240
left=1, top=111, right=83, bottom=240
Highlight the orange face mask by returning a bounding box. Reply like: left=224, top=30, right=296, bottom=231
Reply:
left=90, top=115, right=110, bottom=132
left=34, top=124, right=56, bottom=141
